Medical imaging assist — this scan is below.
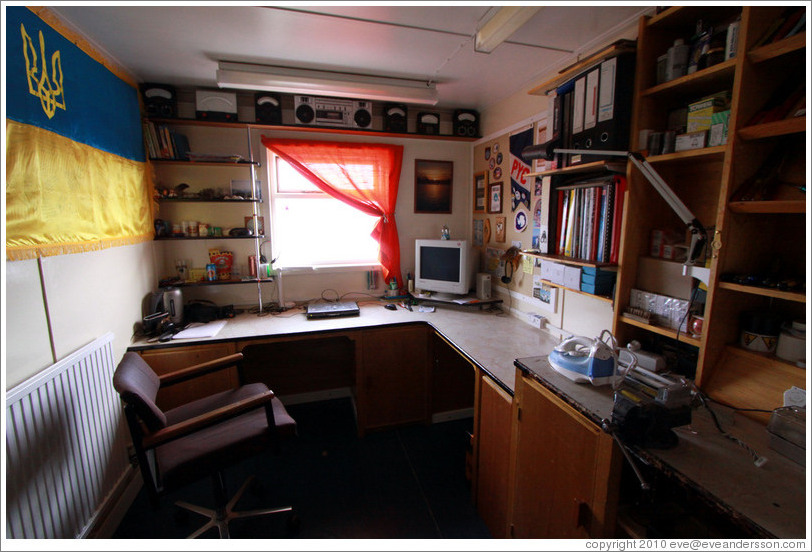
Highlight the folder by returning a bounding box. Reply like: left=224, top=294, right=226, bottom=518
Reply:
left=593, top=53, right=636, bottom=158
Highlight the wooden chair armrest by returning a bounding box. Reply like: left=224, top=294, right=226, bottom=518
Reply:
left=159, top=352, right=244, bottom=387
left=143, top=388, right=273, bottom=449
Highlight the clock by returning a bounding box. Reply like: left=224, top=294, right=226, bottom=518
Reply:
left=140, top=83, right=177, bottom=118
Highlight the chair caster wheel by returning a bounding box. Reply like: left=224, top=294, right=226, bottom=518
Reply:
left=286, top=513, right=300, bottom=536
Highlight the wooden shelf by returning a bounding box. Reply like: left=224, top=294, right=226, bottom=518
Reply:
left=542, top=280, right=614, bottom=305
left=748, top=32, right=806, bottom=64
left=718, top=282, right=806, bottom=303
left=527, top=40, right=636, bottom=96
left=646, top=6, right=742, bottom=30
left=646, top=145, right=727, bottom=164
left=155, top=235, right=264, bottom=241
left=639, top=59, right=736, bottom=100
left=737, top=116, right=806, bottom=141
left=149, top=158, right=259, bottom=167
left=526, top=160, right=626, bottom=179
left=728, top=199, right=806, bottom=214
left=166, top=278, right=275, bottom=287
left=148, top=116, right=478, bottom=142
left=521, top=251, right=618, bottom=270
left=157, top=198, right=261, bottom=203
left=618, top=315, right=701, bottom=347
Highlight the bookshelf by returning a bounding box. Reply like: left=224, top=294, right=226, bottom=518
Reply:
left=612, top=6, right=807, bottom=420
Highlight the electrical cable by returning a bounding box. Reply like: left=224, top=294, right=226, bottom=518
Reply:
left=694, top=390, right=768, bottom=467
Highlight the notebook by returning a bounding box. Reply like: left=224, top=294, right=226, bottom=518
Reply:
left=306, top=301, right=360, bottom=320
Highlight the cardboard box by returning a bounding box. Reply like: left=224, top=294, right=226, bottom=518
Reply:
left=563, top=266, right=582, bottom=290
left=550, top=262, right=566, bottom=286
left=675, top=131, right=706, bottom=152
left=687, top=92, right=730, bottom=133
left=708, top=109, right=730, bottom=147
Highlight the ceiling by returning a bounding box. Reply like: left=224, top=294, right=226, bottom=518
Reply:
left=52, top=4, right=653, bottom=110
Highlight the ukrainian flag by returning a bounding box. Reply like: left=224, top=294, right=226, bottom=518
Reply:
left=5, top=7, right=152, bottom=260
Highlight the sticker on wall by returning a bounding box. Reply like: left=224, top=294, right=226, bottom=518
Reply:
left=492, top=142, right=500, bottom=153
left=511, top=180, right=530, bottom=212
left=489, top=158, right=496, bottom=171
left=484, top=147, right=491, bottom=160
left=534, top=179, right=543, bottom=197
left=515, top=210, right=528, bottom=233
left=496, top=152, right=503, bottom=165
left=493, top=166, right=502, bottom=180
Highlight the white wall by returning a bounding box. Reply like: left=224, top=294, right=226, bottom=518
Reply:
left=5, top=241, right=158, bottom=389
left=157, top=124, right=472, bottom=307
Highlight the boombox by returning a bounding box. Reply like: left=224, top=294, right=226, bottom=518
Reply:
left=453, top=109, right=480, bottom=137
left=294, top=96, right=372, bottom=129
left=140, top=83, right=177, bottom=118
left=255, top=92, right=282, bottom=124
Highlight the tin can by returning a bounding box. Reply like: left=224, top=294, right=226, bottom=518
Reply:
left=206, top=263, right=217, bottom=281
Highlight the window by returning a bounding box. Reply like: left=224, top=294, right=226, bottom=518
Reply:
left=270, top=157, right=380, bottom=268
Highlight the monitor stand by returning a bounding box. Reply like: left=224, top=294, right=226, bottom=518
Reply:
left=416, top=291, right=465, bottom=302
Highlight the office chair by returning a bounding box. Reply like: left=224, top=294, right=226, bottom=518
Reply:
left=113, top=351, right=298, bottom=538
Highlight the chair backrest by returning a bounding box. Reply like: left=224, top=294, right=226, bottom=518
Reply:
left=113, top=352, right=167, bottom=432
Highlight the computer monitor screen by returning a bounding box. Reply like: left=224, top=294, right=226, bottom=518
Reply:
left=415, top=239, right=470, bottom=296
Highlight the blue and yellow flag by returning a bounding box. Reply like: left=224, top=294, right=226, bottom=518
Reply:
left=5, top=7, right=152, bottom=260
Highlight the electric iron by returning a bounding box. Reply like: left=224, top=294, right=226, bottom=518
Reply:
left=548, top=329, right=632, bottom=386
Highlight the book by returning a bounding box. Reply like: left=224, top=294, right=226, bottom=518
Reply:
left=771, top=8, right=805, bottom=43
left=610, top=175, right=626, bottom=264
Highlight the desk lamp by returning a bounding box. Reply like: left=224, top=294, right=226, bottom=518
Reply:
left=522, top=143, right=710, bottom=285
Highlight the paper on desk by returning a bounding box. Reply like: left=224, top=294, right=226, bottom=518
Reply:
left=173, top=320, right=227, bottom=339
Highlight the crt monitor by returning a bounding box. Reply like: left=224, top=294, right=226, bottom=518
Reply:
left=414, top=239, right=472, bottom=297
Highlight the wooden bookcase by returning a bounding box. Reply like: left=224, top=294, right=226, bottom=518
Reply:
left=612, top=6, right=807, bottom=421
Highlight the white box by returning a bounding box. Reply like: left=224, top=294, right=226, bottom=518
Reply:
left=563, top=266, right=582, bottom=290
left=540, top=259, right=555, bottom=281
left=550, top=262, right=566, bottom=286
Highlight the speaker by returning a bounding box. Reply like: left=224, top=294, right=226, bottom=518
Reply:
left=140, top=83, right=177, bottom=118
left=383, top=103, right=408, bottom=133
left=453, top=109, right=479, bottom=137
left=416, top=111, right=440, bottom=135
left=353, top=100, right=372, bottom=128
left=255, top=92, right=282, bottom=124
left=476, top=273, right=492, bottom=300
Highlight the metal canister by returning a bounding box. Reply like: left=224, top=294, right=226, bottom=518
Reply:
left=206, top=263, right=217, bottom=281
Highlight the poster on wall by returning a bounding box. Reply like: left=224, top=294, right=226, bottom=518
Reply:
left=510, top=126, right=534, bottom=212
left=473, top=219, right=484, bottom=246
left=485, top=247, right=504, bottom=280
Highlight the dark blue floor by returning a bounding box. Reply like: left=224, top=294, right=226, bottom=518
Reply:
left=113, top=398, right=491, bottom=539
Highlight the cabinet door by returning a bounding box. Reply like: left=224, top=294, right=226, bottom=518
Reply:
left=510, top=374, right=619, bottom=538
left=360, top=325, right=429, bottom=431
left=476, top=375, right=513, bottom=538
left=139, top=342, right=237, bottom=410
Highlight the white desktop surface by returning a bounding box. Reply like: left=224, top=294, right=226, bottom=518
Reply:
left=131, top=300, right=559, bottom=393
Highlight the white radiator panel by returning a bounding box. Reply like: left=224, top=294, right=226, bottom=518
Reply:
left=5, top=333, right=130, bottom=539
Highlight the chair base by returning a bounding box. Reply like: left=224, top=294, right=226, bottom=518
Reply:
left=176, top=475, right=294, bottom=538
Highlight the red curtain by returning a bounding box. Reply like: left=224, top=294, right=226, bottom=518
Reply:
left=262, top=137, right=404, bottom=287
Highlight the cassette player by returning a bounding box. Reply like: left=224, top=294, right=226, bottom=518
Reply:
left=294, top=95, right=372, bottom=129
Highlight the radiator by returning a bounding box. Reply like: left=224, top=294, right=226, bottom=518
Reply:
left=5, top=333, right=131, bottom=539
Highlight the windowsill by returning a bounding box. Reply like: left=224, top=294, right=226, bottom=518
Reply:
left=276, top=263, right=382, bottom=275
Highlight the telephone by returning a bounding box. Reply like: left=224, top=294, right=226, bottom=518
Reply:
left=549, top=330, right=632, bottom=386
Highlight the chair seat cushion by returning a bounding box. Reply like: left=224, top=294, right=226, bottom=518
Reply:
left=157, top=385, right=296, bottom=485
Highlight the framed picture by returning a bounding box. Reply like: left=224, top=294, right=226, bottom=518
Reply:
left=473, top=171, right=487, bottom=213
left=495, top=216, right=506, bottom=242
left=488, top=182, right=503, bottom=214
left=414, top=159, right=453, bottom=213
left=244, top=216, right=265, bottom=236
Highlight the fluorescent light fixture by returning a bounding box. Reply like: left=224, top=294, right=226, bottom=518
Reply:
left=475, top=6, right=542, bottom=53
left=216, top=61, right=438, bottom=105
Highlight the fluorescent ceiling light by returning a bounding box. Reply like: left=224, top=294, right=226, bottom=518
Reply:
left=216, top=61, right=438, bottom=105
left=475, top=6, right=542, bottom=53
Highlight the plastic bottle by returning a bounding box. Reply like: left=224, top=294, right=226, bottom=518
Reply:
left=666, top=38, right=691, bottom=81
